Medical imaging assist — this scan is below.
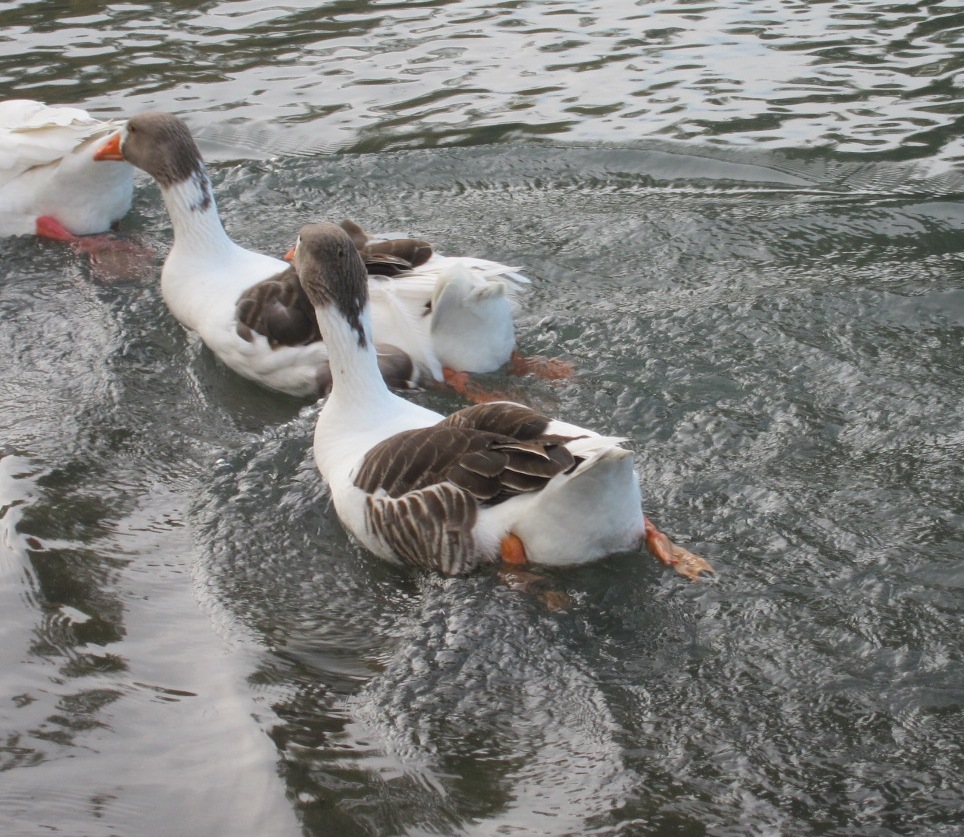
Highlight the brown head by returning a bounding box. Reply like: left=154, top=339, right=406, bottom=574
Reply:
left=290, top=222, right=372, bottom=348
left=94, top=111, right=206, bottom=191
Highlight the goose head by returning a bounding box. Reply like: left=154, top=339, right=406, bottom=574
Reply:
left=288, top=221, right=373, bottom=352
left=94, top=111, right=206, bottom=191
left=94, top=112, right=229, bottom=260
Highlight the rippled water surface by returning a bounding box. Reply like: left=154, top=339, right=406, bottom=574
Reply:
left=4, top=0, right=964, bottom=164
left=2, top=2, right=963, bottom=836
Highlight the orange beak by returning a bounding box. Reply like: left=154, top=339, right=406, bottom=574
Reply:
left=283, top=247, right=295, bottom=262
left=93, top=131, right=124, bottom=161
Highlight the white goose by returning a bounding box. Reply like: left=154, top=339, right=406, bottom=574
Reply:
left=92, top=111, right=527, bottom=397
left=0, top=100, right=133, bottom=238
left=290, top=221, right=714, bottom=580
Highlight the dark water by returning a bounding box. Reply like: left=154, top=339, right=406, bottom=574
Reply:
left=2, top=2, right=963, bottom=835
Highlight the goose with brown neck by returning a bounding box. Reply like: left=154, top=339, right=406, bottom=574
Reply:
left=93, top=111, right=529, bottom=397
left=290, top=221, right=713, bottom=580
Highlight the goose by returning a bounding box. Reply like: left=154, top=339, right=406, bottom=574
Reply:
left=289, top=221, right=714, bottom=581
left=92, top=111, right=530, bottom=397
left=0, top=100, right=133, bottom=238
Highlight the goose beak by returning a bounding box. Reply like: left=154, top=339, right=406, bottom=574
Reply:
left=93, top=131, right=124, bottom=161
left=283, top=247, right=296, bottom=262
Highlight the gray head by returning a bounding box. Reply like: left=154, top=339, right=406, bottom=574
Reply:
left=116, top=112, right=205, bottom=188
left=292, top=222, right=371, bottom=348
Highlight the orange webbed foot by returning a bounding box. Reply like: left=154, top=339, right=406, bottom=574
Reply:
left=442, top=367, right=509, bottom=404
left=509, top=350, right=575, bottom=381
left=442, top=367, right=470, bottom=392
left=36, top=215, right=81, bottom=242
left=644, top=518, right=714, bottom=581
left=36, top=216, right=156, bottom=283
left=497, top=533, right=571, bottom=611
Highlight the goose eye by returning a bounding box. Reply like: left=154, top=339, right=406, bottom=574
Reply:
left=128, top=123, right=136, bottom=134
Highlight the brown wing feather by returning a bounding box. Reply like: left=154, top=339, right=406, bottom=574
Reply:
left=356, top=426, right=483, bottom=498
left=362, top=238, right=433, bottom=270
left=340, top=218, right=434, bottom=275
left=441, top=402, right=553, bottom=440
left=235, top=266, right=320, bottom=347
left=340, top=218, right=432, bottom=276
left=354, top=425, right=576, bottom=507
left=366, top=483, right=479, bottom=574
left=355, top=413, right=583, bottom=574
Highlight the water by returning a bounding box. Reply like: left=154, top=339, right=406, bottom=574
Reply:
left=1, top=2, right=962, bottom=835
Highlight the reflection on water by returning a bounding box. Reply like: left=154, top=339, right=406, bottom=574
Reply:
left=1, top=0, right=963, bottom=835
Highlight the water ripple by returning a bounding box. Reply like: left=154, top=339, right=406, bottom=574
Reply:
left=2, top=64, right=962, bottom=832
left=2, top=0, right=960, bottom=165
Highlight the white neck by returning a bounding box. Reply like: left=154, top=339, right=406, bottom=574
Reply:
left=316, top=302, right=398, bottom=417
left=311, top=288, right=442, bottom=480
left=156, top=164, right=286, bottom=332
left=160, top=167, right=237, bottom=262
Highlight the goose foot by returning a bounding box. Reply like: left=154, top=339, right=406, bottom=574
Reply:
left=509, top=350, right=574, bottom=380
left=442, top=367, right=509, bottom=404
left=35, top=216, right=155, bottom=283
left=644, top=518, right=714, bottom=581
left=36, top=216, right=120, bottom=252
left=498, top=533, right=571, bottom=611
left=35, top=216, right=81, bottom=242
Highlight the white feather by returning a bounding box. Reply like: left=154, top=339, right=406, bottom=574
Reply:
left=0, top=100, right=133, bottom=236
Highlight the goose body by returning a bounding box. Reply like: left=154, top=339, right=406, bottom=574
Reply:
left=0, top=100, right=133, bottom=237
left=292, top=221, right=651, bottom=575
left=93, top=111, right=526, bottom=397
left=338, top=218, right=525, bottom=376
left=367, top=253, right=521, bottom=377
